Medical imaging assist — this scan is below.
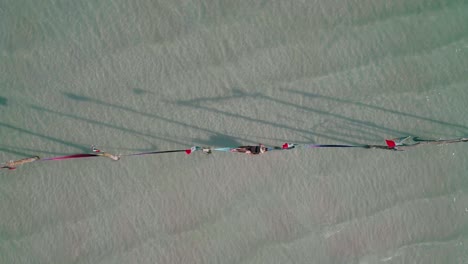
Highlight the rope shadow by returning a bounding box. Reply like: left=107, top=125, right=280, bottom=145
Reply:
left=284, top=89, right=468, bottom=135
left=28, top=105, right=186, bottom=149
left=61, top=91, right=253, bottom=146
left=256, top=93, right=413, bottom=138
left=172, top=96, right=371, bottom=145
left=0, top=147, right=34, bottom=159
left=176, top=86, right=468, bottom=143
left=173, top=89, right=412, bottom=144
left=0, top=121, right=90, bottom=155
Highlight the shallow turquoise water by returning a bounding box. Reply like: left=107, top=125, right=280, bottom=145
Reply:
left=1, top=1, right=468, bottom=263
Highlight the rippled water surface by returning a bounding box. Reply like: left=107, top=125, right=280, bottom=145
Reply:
left=1, top=1, right=467, bottom=263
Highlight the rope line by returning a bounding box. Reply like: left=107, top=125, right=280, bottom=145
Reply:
left=2, top=136, right=467, bottom=171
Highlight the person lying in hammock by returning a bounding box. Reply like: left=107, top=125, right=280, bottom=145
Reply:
left=1, top=156, right=40, bottom=170
left=230, top=144, right=268, bottom=155
left=91, top=145, right=120, bottom=160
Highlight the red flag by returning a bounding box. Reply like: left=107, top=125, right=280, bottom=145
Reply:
left=385, top=140, right=396, bottom=148
left=185, top=146, right=197, bottom=155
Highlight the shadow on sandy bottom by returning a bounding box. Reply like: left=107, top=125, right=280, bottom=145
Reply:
left=175, top=87, right=468, bottom=143
left=0, top=96, right=8, bottom=106
left=61, top=91, right=254, bottom=145
left=0, top=121, right=91, bottom=157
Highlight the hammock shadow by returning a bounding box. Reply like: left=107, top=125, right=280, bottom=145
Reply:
left=192, top=133, right=241, bottom=148
left=131, top=88, right=154, bottom=95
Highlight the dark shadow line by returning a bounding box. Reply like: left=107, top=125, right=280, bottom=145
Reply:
left=173, top=100, right=369, bottom=145
left=348, top=0, right=467, bottom=27
left=0, top=122, right=90, bottom=153
left=172, top=89, right=253, bottom=105
left=315, top=128, right=383, bottom=144
left=285, top=89, right=468, bottom=133
left=330, top=121, right=388, bottom=139
left=62, top=92, right=218, bottom=135
left=0, top=148, right=34, bottom=159
left=61, top=92, right=253, bottom=145
left=257, top=94, right=412, bottom=137
left=0, top=145, right=72, bottom=156
left=29, top=105, right=187, bottom=147
left=175, top=90, right=413, bottom=143
left=175, top=83, right=466, bottom=140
